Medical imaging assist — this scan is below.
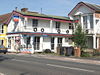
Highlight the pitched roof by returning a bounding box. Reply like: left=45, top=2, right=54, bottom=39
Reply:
left=84, top=2, right=100, bottom=12
left=0, top=13, right=12, bottom=24
left=15, top=10, right=70, bottom=20
left=68, top=2, right=100, bottom=16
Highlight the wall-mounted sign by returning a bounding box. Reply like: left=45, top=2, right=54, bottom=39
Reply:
left=13, top=15, right=19, bottom=22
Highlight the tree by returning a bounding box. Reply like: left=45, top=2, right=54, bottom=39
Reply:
left=73, top=24, right=87, bottom=50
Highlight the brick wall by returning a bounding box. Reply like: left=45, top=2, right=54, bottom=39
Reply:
left=95, top=13, right=100, bottom=18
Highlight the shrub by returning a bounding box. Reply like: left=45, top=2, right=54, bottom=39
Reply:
left=43, top=49, right=51, bottom=53
left=93, top=52, right=100, bottom=56
left=93, top=49, right=100, bottom=56
left=81, top=52, right=92, bottom=57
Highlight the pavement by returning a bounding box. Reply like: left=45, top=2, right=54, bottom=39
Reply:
left=7, top=53, right=100, bottom=65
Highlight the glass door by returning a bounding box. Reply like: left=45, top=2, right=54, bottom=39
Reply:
left=51, top=37, right=54, bottom=50
left=34, top=37, right=40, bottom=50
left=58, top=37, right=62, bottom=47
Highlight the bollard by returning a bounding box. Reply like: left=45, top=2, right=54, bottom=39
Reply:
left=74, top=47, right=81, bottom=57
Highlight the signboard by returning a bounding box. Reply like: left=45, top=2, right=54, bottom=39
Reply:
left=13, top=15, right=19, bottom=22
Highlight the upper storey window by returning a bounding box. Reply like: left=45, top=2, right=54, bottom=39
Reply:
left=32, top=19, right=38, bottom=27
left=90, top=15, right=93, bottom=28
left=69, top=23, right=73, bottom=29
left=55, top=21, right=60, bottom=29
left=83, top=16, right=87, bottom=28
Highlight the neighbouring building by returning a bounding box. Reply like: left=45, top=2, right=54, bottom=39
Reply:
left=0, top=13, right=12, bottom=47
left=5, top=8, right=77, bottom=53
left=68, top=2, right=100, bottom=49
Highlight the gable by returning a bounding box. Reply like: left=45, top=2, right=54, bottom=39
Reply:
left=68, top=2, right=96, bottom=16
left=74, top=5, right=95, bottom=15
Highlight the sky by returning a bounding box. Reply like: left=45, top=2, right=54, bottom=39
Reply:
left=0, top=0, right=100, bottom=17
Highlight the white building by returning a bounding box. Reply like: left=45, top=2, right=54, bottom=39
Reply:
left=68, top=2, right=100, bottom=49
left=7, top=8, right=76, bottom=53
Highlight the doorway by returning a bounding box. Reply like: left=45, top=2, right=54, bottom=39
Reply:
left=58, top=37, right=62, bottom=47
left=34, top=36, right=40, bottom=50
left=51, top=37, right=54, bottom=50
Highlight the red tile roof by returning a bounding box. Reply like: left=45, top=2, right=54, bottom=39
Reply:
left=0, top=13, right=12, bottom=24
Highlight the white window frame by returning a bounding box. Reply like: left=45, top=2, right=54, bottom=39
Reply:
left=83, top=16, right=88, bottom=28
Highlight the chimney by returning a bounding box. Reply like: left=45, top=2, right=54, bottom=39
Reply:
left=21, top=8, right=28, bottom=12
left=15, top=7, right=18, bottom=11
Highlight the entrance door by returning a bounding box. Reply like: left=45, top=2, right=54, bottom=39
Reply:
left=34, top=37, right=40, bottom=50
left=58, top=37, right=62, bottom=47
left=51, top=37, right=54, bottom=50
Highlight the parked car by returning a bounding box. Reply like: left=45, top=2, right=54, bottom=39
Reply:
left=0, top=45, right=8, bottom=54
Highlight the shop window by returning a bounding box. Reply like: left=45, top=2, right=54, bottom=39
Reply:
left=65, top=38, right=69, bottom=42
left=68, top=38, right=72, bottom=45
left=8, top=37, right=11, bottom=48
left=26, top=36, right=31, bottom=48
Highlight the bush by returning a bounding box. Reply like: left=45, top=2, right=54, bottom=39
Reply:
left=93, top=52, right=100, bottom=56
left=81, top=52, right=92, bottom=57
left=43, top=49, right=51, bottom=53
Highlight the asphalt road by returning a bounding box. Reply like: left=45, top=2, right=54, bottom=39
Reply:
left=0, top=54, right=100, bottom=75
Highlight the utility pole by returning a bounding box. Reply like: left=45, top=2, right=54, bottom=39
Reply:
left=41, top=8, right=42, bottom=14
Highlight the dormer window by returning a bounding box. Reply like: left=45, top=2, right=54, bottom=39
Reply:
left=32, top=19, right=38, bottom=27
left=55, top=21, right=60, bottom=29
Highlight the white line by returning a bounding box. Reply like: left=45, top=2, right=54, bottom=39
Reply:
left=47, top=64, right=95, bottom=73
left=11, top=59, right=29, bottom=63
left=11, top=59, right=42, bottom=64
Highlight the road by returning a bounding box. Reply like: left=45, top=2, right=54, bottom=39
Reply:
left=0, top=54, right=100, bottom=75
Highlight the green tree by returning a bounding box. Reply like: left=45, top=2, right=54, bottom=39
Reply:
left=73, top=24, right=87, bottom=50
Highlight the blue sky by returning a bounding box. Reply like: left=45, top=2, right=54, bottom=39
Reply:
left=0, top=0, right=100, bottom=16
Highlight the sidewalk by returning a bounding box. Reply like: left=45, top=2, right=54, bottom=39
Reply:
left=7, top=53, right=100, bottom=65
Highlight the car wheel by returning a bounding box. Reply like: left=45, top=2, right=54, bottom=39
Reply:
left=4, top=52, right=6, bottom=54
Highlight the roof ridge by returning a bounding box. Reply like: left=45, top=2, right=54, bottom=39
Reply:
left=0, top=13, right=11, bottom=16
left=15, top=10, right=70, bottom=20
left=80, top=1, right=100, bottom=6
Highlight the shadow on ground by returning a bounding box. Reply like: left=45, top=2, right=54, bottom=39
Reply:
left=20, top=72, right=31, bottom=75
left=0, top=54, right=13, bottom=62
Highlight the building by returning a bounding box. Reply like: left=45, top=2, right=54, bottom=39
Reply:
left=6, top=8, right=77, bottom=53
left=68, top=2, right=100, bottom=49
left=0, top=13, right=12, bottom=47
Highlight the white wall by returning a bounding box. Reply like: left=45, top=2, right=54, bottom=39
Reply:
left=8, top=19, right=15, bottom=32
left=42, top=37, right=51, bottom=50
left=52, top=22, right=72, bottom=34
left=8, top=16, right=71, bottom=35
left=8, top=17, right=25, bottom=32
left=95, top=18, right=100, bottom=34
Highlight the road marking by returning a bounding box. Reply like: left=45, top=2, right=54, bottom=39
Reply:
left=11, top=59, right=42, bottom=64
left=11, top=59, right=29, bottom=63
left=11, top=59, right=95, bottom=73
left=47, top=64, right=95, bottom=73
